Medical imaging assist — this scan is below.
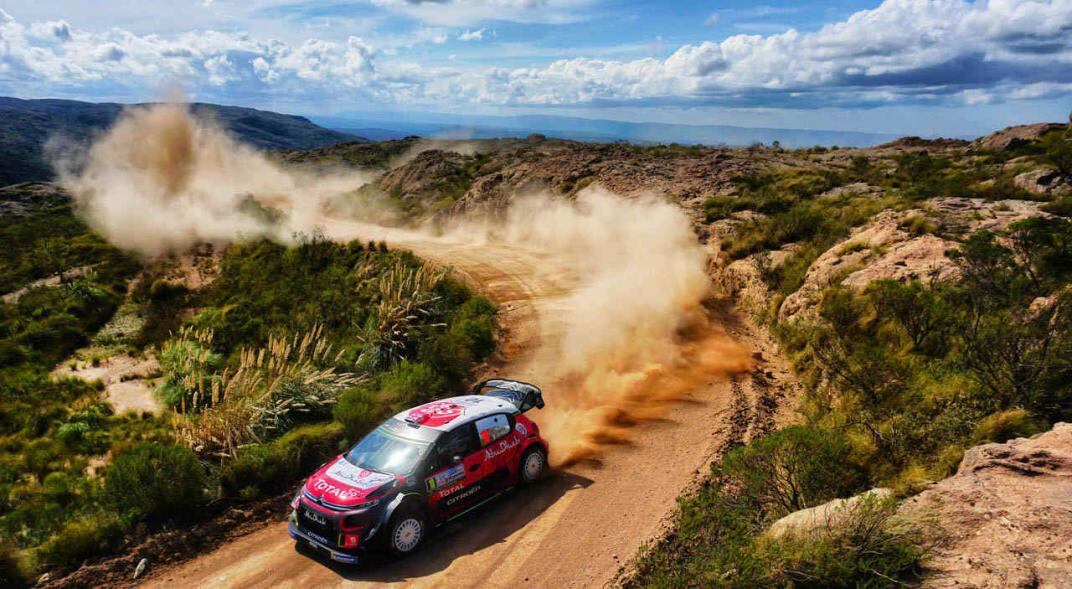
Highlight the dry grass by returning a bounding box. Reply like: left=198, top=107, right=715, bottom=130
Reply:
left=177, top=325, right=361, bottom=459
left=358, top=259, right=447, bottom=369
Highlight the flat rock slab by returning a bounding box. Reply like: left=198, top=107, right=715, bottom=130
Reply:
left=900, top=423, right=1072, bottom=588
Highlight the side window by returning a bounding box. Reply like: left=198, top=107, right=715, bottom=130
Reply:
left=434, top=425, right=476, bottom=469
left=475, top=414, right=512, bottom=446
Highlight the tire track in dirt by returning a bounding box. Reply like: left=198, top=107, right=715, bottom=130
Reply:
left=142, top=220, right=755, bottom=589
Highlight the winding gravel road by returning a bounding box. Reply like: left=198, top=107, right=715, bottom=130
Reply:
left=143, top=219, right=756, bottom=589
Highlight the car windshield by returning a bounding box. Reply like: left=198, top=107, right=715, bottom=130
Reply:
left=344, top=425, right=429, bottom=476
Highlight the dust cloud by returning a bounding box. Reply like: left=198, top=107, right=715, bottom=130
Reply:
left=55, top=102, right=383, bottom=257
left=468, top=190, right=754, bottom=465
left=62, top=103, right=752, bottom=466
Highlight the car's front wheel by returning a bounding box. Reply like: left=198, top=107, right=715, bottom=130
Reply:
left=520, top=445, right=547, bottom=484
left=386, top=504, right=426, bottom=556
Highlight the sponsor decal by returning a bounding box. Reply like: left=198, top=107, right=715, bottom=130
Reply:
left=304, top=508, right=327, bottom=525
left=426, top=464, right=465, bottom=491
left=406, top=401, right=466, bottom=427
left=312, top=478, right=361, bottom=501
left=514, top=421, right=528, bottom=437
left=484, top=434, right=521, bottom=460
left=305, top=529, right=331, bottom=546
left=325, top=459, right=395, bottom=490
left=433, top=481, right=466, bottom=499
left=444, top=483, right=482, bottom=506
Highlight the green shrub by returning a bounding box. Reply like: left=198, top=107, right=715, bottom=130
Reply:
left=758, top=496, right=926, bottom=588
left=1040, top=131, right=1072, bottom=175
left=218, top=422, right=343, bottom=498
left=334, top=386, right=385, bottom=442
left=899, top=214, right=938, bottom=237
left=722, top=426, right=867, bottom=517
left=34, top=511, right=127, bottom=570
left=0, top=539, right=29, bottom=588
left=972, top=408, right=1046, bottom=444
left=103, top=442, right=206, bottom=523
left=379, top=360, right=447, bottom=406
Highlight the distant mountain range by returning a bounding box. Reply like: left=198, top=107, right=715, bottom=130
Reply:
left=0, top=97, right=361, bottom=187
left=0, top=96, right=915, bottom=189
left=314, top=111, right=905, bottom=150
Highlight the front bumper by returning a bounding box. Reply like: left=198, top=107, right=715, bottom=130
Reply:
left=289, top=521, right=360, bottom=565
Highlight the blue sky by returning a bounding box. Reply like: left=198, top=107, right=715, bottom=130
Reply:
left=1, top=0, right=1070, bottom=136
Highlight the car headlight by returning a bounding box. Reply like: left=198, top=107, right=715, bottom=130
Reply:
left=290, top=487, right=302, bottom=510
left=352, top=498, right=380, bottom=511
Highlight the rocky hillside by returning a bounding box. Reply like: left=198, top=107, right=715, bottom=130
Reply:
left=4, top=117, right=1070, bottom=588
left=0, top=97, right=361, bottom=186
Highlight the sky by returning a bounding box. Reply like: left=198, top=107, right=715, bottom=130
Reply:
left=0, top=0, right=1070, bottom=137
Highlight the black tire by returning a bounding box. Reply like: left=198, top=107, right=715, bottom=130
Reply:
left=519, top=445, right=547, bottom=485
left=385, top=504, right=426, bottom=556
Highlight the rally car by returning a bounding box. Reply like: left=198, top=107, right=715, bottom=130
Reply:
left=288, top=378, right=548, bottom=564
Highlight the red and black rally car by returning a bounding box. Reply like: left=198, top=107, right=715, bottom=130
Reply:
left=288, top=379, right=548, bottom=564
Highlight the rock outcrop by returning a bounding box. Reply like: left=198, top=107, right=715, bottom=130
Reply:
left=0, top=181, right=69, bottom=217
left=899, top=423, right=1072, bottom=588
left=972, top=122, right=1066, bottom=151
left=775, top=199, right=1048, bottom=322
left=1014, top=167, right=1072, bottom=196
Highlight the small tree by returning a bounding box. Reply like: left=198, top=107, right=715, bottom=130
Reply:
left=869, top=280, right=953, bottom=353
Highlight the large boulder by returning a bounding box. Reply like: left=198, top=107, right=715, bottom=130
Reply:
left=767, top=488, right=894, bottom=539
left=1013, top=167, right=1072, bottom=196
left=899, top=423, right=1072, bottom=588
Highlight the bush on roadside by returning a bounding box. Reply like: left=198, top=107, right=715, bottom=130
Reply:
left=34, top=511, right=127, bottom=570
left=756, top=496, right=926, bottom=588
left=218, top=422, right=343, bottom=498
left=103, top=442, right=206, bottom=523
left=334, top=385, right=385, bottom=442
left=0, top=539, right=29, bottom=588
left=722, top=426, right=867, bottom=517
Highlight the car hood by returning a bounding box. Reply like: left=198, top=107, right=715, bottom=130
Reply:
left=303, top=456, right=398, bottom=508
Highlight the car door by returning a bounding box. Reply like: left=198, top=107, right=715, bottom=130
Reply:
left=473, top=413, right=519, bottom=491
left=426, top=424, right=486, bottom=519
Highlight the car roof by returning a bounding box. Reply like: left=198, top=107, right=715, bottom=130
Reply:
left=391, top=395, right=516, bottom=433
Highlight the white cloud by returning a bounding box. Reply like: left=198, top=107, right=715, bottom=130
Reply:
left=369, top=0, right=594, bottom=26
left=2, top=1, right=1071, bottom=110
left=704, top=13, right=720, bottom=27
left=440, top=0, right=1072, bottom=107
left=458, top=28, right=485, bottom=42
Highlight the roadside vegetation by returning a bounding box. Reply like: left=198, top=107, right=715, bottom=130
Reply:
left=632, top=129, right=1072, bottom=587
left=0, top=202, right=496, bottom=585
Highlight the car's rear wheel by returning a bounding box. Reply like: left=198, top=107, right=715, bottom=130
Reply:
left=520, top=445, right=547, bottom=484
left=386, top=505, right=426, bottom=556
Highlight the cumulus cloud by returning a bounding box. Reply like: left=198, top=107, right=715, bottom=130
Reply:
left=458, top=28, right=485, bottom=42
left=443, top=0, right=1072, bottom=107
left=2, top=1, right=1071, bottom=110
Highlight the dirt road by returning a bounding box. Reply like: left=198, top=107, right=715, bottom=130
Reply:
left=144, top=220, right=767, bottom=589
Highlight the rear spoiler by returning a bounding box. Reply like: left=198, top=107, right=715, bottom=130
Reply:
left=470, top=378, right=544, bottom=413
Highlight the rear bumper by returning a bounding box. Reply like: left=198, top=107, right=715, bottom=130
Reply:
left=288, top=521, right=360, bottom=565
